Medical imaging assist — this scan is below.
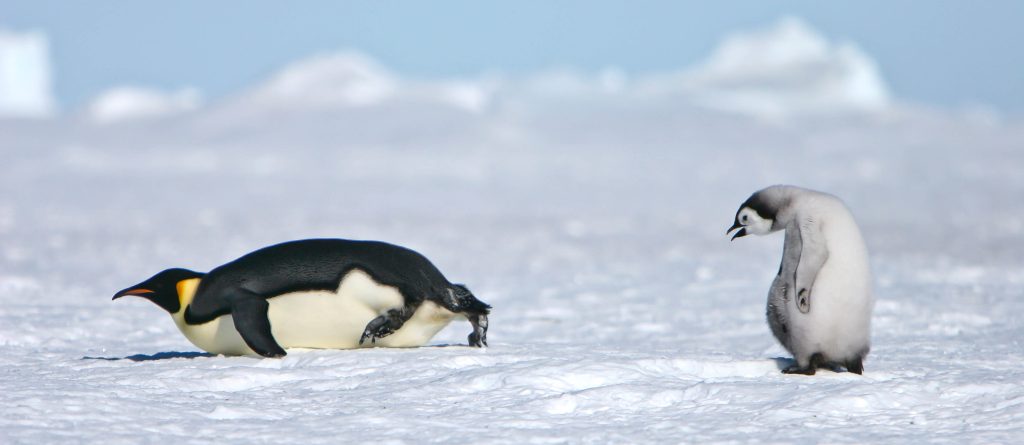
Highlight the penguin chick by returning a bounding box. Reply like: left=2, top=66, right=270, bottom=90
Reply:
left=729, top=185, right=873, bottom=375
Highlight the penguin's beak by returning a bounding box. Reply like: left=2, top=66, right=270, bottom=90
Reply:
left=112, top=287, right=154, bottom=300
left=727, top=222, right=747, bottom=241
left=727, top=221, right=742, bottom=235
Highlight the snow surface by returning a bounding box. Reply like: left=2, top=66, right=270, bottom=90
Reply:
left=2, top=19, right=1024, bottom=444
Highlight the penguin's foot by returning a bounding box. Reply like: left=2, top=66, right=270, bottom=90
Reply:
left=782, top=353, right=826, bottom=375
left=359, top=307, right=415, bottom=345
left=467, top=313, right=488, bottom=347
left=782, top=364, right=816, bottom=375
left=846, top=358, right=864, bottom=375
left=359, top=315, right=396, bottom=344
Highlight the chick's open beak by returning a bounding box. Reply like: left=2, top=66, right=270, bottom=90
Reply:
left=730, top=228, right=747, bottom=241
left=727, top=221, right=747, bottom=241
left=727, top=221, right=742, bottom=235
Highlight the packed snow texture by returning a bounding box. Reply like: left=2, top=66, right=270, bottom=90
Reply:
left=2, top=17, right=1023, bottom=444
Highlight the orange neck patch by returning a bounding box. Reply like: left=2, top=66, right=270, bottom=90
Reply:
left=175, top=278, right=202, bottom=312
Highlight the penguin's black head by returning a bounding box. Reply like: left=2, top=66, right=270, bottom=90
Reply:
left=113, top=268, right=205, bottom=314
left=728, top=189, right=779, bottom=240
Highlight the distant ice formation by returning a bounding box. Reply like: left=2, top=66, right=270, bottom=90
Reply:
left=221, top=17, right=891, bottom=120
left=0, top=28, right=55, bottom=118
left=672, top=17, right=891, bottom=118
left=245, top=52, right=398, bottom=109
left=87, top=86, right=202, bottom=124
left=78, top=17, right=895, bottom=123
left=235, top=52, right=491, bottom=114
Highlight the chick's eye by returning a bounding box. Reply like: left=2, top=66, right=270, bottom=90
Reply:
left=741, top=215, right=748, bottom=223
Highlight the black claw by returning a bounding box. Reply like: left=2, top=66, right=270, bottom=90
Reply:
left=360, top=331, right=376, bottom=344
left=359, top=321, right=395, bottom=346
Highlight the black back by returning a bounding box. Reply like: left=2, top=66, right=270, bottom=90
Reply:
left=185, top=239, right=455, bottom=323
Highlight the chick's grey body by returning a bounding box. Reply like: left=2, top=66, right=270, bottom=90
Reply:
left=730, top=185, right=873, bottom=375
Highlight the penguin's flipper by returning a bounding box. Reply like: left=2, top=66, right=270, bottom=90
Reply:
left=231, top=298, right=287, bottom=358
left=780, top=223, right=802, bottom=303
left=359, top=304, right=419, bottom=345
left=794, top=216, right=829, bottom=314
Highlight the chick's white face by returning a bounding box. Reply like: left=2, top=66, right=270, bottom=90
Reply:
left=733, top=208, right=770, bottom=237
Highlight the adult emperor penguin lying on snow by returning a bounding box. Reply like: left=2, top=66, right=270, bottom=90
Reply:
left=114, top=239, right=490, bottom=358
left=728, top=185, right=873, bottom=375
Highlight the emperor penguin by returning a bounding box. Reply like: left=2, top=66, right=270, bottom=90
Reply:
left=728, top=185, right=873, bottom=375
left=113, top=239, right=490, bottom=358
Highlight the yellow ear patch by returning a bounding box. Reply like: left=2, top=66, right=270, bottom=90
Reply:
left=176, top=278, right=202, bottom=309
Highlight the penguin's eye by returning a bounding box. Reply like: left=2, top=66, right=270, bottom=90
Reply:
left=741, top=214, right=749, bottom=224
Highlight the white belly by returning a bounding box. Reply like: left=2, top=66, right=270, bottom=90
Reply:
left=791, top=258, right=873, bottom=359
left=171, top=269, right=460, bottom=356
left=787, top=218, right=874, bottom=361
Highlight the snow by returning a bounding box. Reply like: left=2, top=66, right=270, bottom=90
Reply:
left=0, top=28, right=55, bottom=118
left=2, top=18, right=1024, bottom=444
left=666, top=17, right=891, bottom=119
left=132, top=17, right=892, bottom=125
left=210, top=51, right=494, bottom=122
left=87, top=86, right=202, bottom=124
left=245, top=52, right=399, bottom=109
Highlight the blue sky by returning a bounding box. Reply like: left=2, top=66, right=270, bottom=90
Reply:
left=2, top=1, right=1022, bottom=112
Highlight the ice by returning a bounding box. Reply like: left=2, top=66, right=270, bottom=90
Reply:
left=0, top=28, right=55, bottom=118
left=672, top=17, right=890, bottom=119
left=87, top=86, right=202, bottom=124
left=244, top=52, right=399, bottom=109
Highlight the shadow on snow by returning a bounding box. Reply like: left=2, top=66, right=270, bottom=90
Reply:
left=80, top=344, right=476, bottom=362
left=81, top=351, right=214, bottom=361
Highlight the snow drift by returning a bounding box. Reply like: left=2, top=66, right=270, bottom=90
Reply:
left=87, top=86, right=203, bottom=124
left=669, top=16, right=891, bottom=118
